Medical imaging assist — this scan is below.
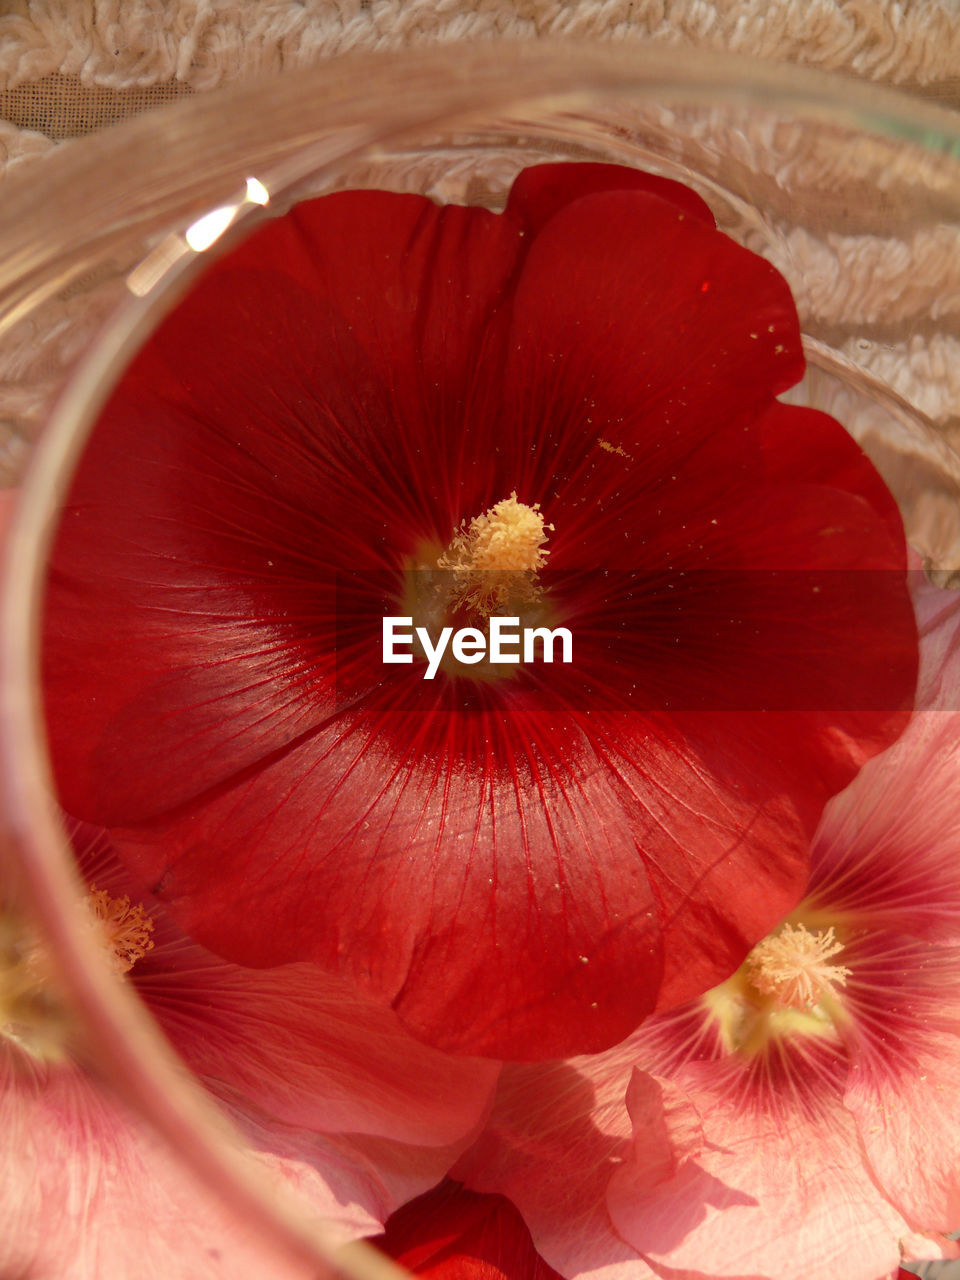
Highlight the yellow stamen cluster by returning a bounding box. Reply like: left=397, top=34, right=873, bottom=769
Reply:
left=744, top=923, right=851, bottom=1011
left=702, top=920, right=853, bottom=1058
left=85, top=887, right=155, bottom=976
left=1, top=887, right=154, bottom=1062
left=436, top=491, right=553, bottom=617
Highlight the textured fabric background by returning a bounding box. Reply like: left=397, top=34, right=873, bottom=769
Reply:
left=3, top=0, right=960, bottom=97
left=3, top=0, right=960, bottom=493
left=0, top=5, right=958, bottom=1275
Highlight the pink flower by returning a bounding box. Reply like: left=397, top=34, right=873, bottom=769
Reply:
left=456, top=573, right=960, bottom=1279
left=0, top=820, right=498, bottom=1279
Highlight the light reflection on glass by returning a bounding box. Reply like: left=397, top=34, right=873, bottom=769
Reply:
left=244, top=176, right=270, bottom=206
left=126, top=176, right=271, bottom=297
left=184, top=204, right=237, bottom=253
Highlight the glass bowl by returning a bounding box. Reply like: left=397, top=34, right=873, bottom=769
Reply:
left=3, top=39, right=960, bottom=1275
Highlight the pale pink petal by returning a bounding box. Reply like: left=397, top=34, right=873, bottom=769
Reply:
left=0, top=1047, right=323, bottom=1280
left=911, top=567, right=960, bottom=712
left=83, top=828, right=499, bottom=1153
left=899, top=1231, right=960, bottom=1264
left=791, top=566, right=960, bottom=951
left=37, top=831, right=500, bottom=1252
left=845, top=1021, right=960, bottom=1233
left=1, top=1037, right=488, bottom=1280
left=809, top=709, right=960, bottom=944
left=607, top=1063, right=910, bottom=1280
left=225, top=1103, right=483, bottom=1243
left=456, top=1042, right=655, bottom=1280
left=792, top=574, right=960, bottom=944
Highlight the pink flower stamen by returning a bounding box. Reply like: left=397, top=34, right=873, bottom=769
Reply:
left=697, top=920, right=854, bottom=1064
left=84, top=886, right=155, bottom=976
left=0, top=887, right=154, bottom=1061
left=745, top=923, right=852, bottom=1012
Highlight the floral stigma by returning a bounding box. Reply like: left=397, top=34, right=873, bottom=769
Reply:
left=84, top=886, right=155, bottom=976
left=437, top=492, right=553, bottom=618
left=745, top=923, right=852, bottom=1012
left=1, top=886, right=154, bottom=1061
left=703, top=919, right=853, bottom=1057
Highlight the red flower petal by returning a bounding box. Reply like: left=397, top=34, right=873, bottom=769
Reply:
left=757, top=401, right=907, bottom=541
left=43, top=165, right=917, bottom=1059
left=376, top=1181, right=564, bottom=1280
left=497, top=186, right=806, bottom=501
left=505, top=161, right=716, bottom=232
left=44, top=193, right=523, bottom=822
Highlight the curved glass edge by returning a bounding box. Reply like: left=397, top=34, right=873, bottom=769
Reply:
left=4, top=36, right=960, bottom=1276
left=5, top=40, right=960, bottom=334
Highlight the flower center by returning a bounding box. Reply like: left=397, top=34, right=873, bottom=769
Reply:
left=84, top=886, right=155, bottom=976
left=436, top=491, right=553, bottom=619
left=702, top=919, right=852, bottom=1056
left=743, top=922, right=851, bottom=1011
left=1, top=886, right=154, bottom=1061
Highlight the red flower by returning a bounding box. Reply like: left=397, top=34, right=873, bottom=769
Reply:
left=377, top=1180, right=563, bottom=1280
left=42, top=163, right=917, bottom=1060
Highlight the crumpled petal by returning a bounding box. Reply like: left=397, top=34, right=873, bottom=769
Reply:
left=606, top=1064, right=909, bottom=1280
left=454, top=1045, right=650, bottom=1280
